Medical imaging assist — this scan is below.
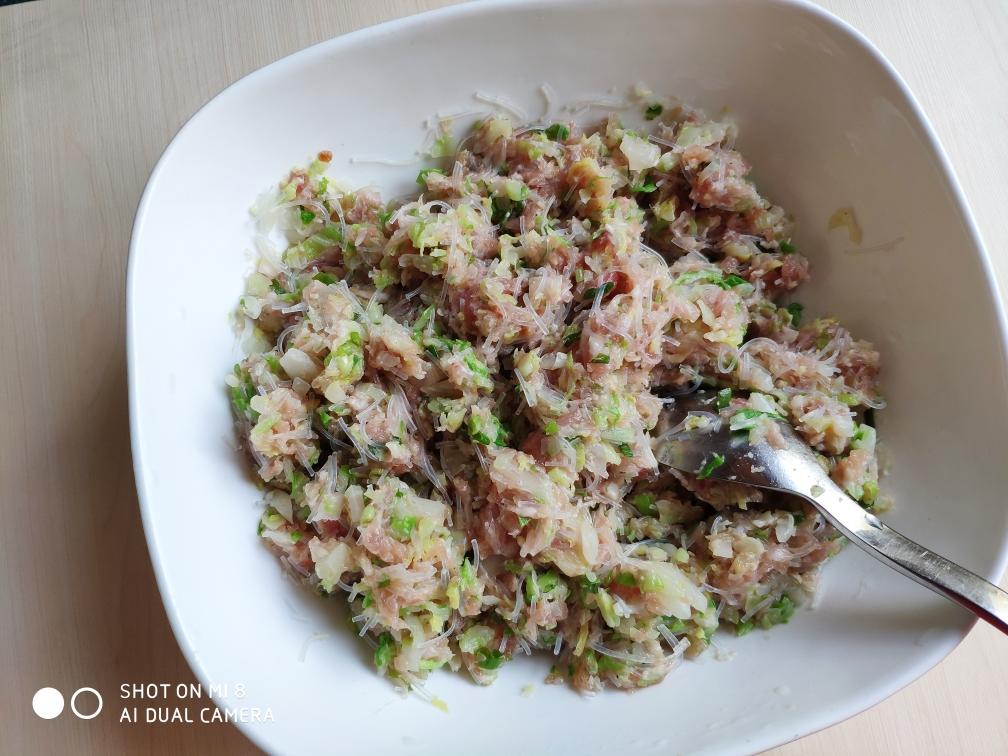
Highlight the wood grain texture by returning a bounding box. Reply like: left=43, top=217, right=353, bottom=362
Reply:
left=0, top=1, right=1004, bottom=754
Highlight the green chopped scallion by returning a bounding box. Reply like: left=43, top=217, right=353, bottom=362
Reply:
left=583, top=281, right=615, bottom=300
left=374, top=633, right=394, bottom=668
left=288, top=469, right=307, bottom=500
left=716, top=387, right=732, bottom=410
left=614, top=572, right=637, bottom=588
left=663, top=617, right=687, bottom=634
left=632, top=493, right=657, bottom=517
left=389, top=515, right=418, bottom=540
left=312, top=271, right=338, bottom=285
left=562, top=326, right=581, bottom=346
left=476, top=648, right=504, bottom=670
left=762, top=594, right=795, bottom=627
left=785, top=302, right=804, bottom=326
left=697, top=452, right=726, bottom=479
left=416, top=167, right=445, bottom=185
left=544, top=123, right=570, bottom=141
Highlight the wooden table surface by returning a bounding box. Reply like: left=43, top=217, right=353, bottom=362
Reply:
left=1, top=0, right=1006, bottom=753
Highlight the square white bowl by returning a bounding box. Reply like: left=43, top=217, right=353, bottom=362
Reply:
left=128, top=1, right=1008, bottom=753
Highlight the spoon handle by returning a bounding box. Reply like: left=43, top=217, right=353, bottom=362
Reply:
left=813, top=480, right=1008, bottom=634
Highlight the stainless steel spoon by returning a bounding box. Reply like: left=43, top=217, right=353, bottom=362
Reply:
left=654, top=391, right=1008, bottom=634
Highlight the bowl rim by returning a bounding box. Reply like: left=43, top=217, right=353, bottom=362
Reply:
left=126, top=0, right=1008, bottom=752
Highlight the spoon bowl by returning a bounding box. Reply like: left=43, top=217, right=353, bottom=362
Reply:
left=655, top=391, right=1008, bottom=634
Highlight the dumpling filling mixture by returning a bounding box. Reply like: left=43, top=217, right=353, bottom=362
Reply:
left=227, top=101, right=884, bottom=695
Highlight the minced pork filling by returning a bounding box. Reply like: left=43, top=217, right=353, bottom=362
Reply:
left=227, top=101, right=884, bottom=695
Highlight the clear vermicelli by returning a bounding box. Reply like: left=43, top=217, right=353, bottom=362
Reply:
left=227, top=103, right=885, bottom=694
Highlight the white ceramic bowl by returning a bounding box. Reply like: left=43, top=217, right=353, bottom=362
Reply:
left=128, top=1, right=1008, bottom=753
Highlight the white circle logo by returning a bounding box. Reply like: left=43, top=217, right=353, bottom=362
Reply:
left=70, top=687, right=103, bottom=720
left=32, top=688, right=64, bottom=719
